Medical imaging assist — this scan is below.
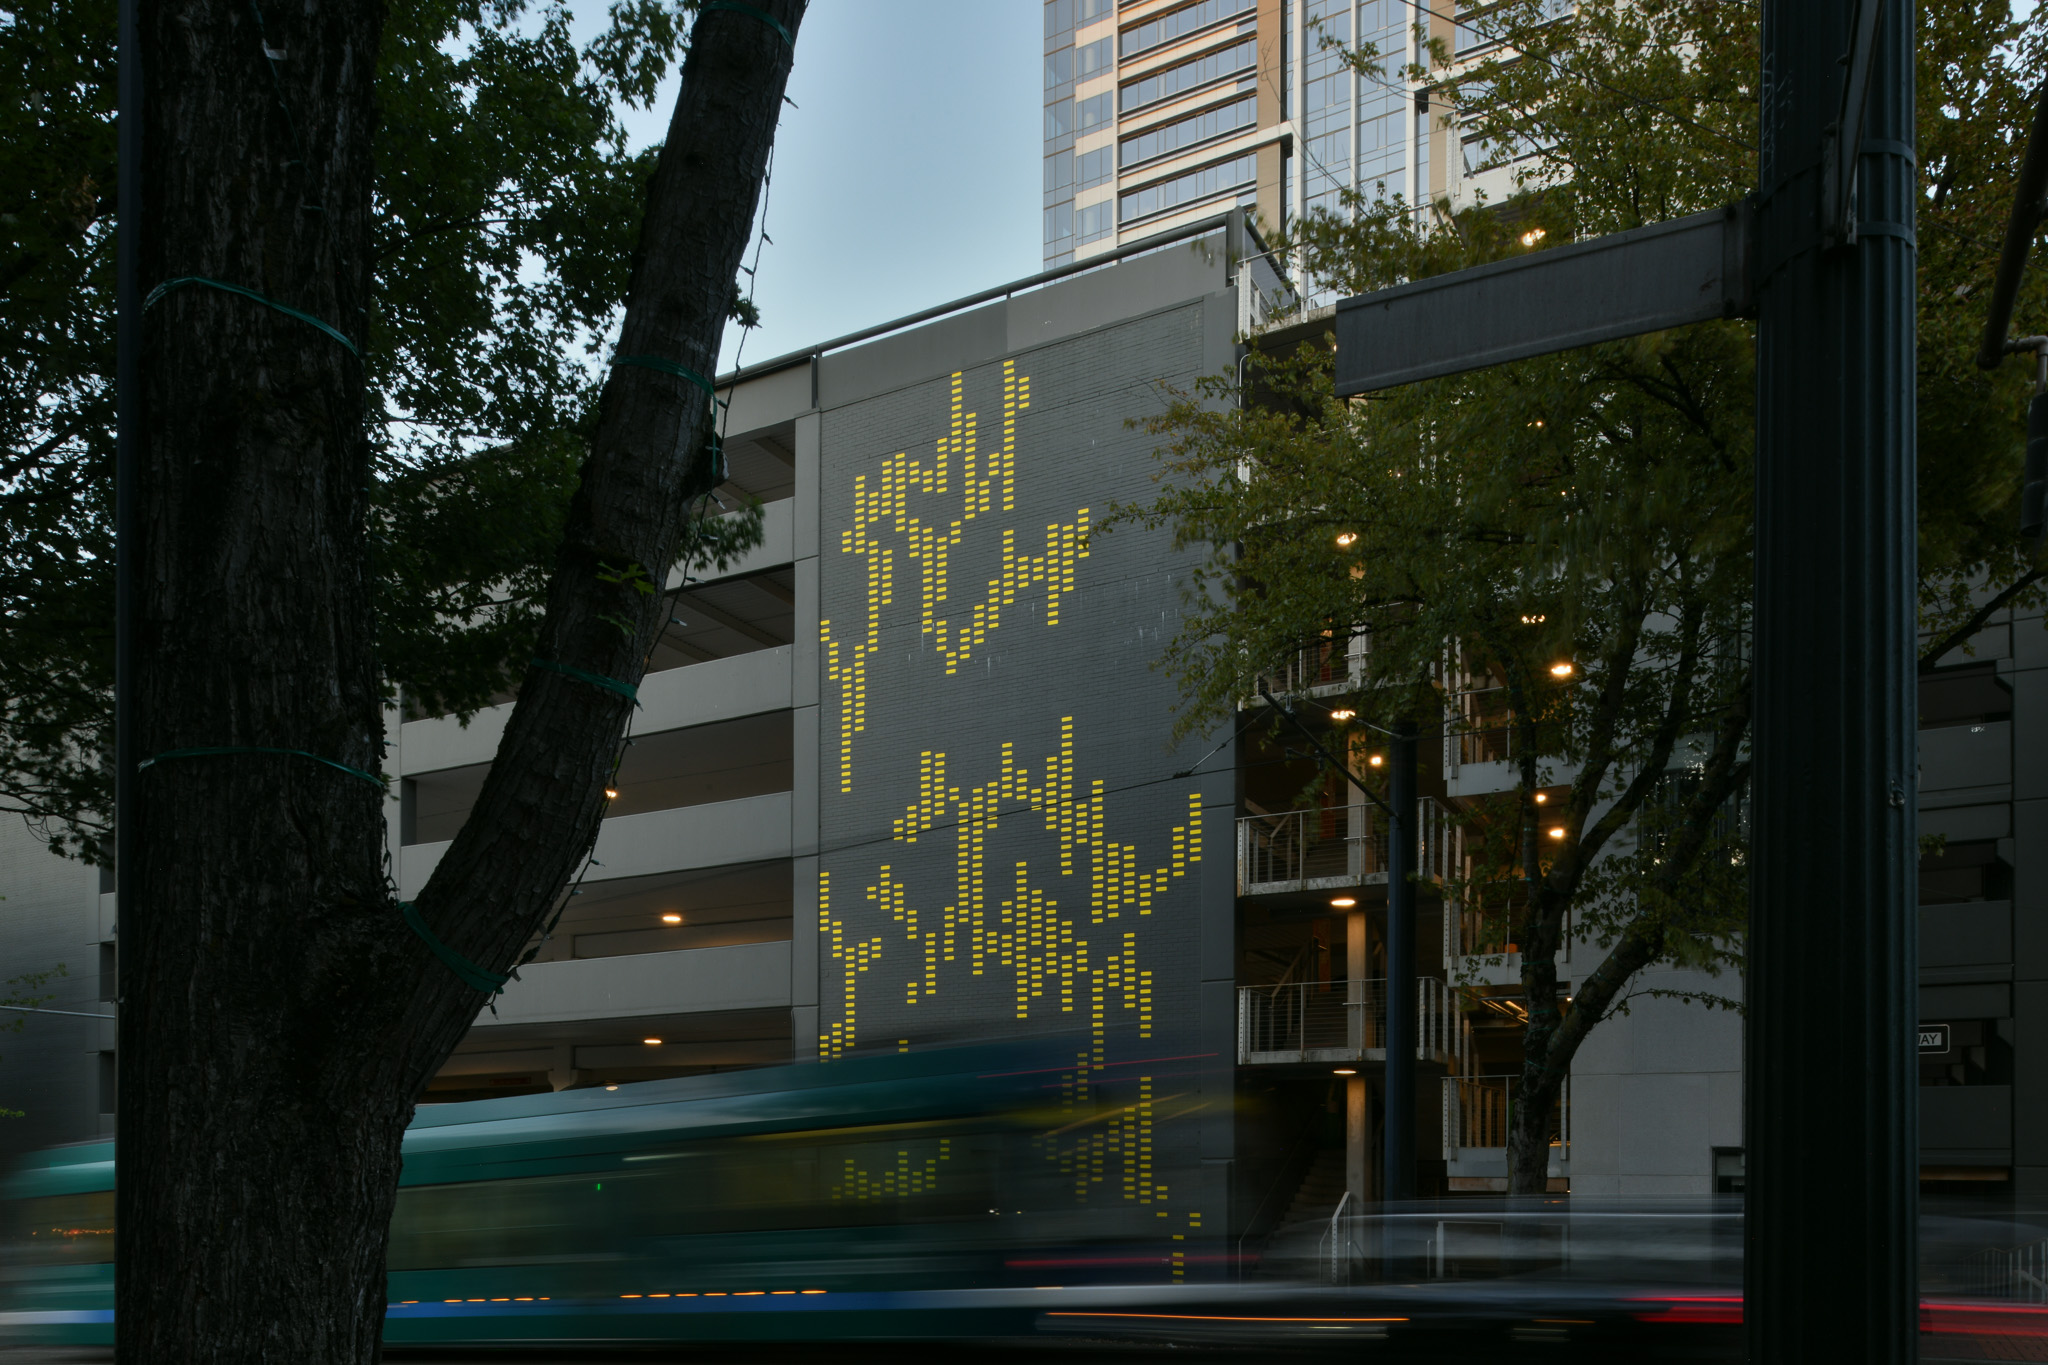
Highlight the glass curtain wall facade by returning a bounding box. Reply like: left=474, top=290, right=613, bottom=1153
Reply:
left=1044, top=0, right=1270, bottom=269
left=1044, top=0, right=1452, bottom=283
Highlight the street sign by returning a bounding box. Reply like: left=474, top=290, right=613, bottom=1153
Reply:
left=1332, top=202, right=1754, bottom=396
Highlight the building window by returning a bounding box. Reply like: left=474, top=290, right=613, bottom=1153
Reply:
left=1119, top=95, right=1256, bottom=167
left=97, top=1051, right=117, bottom=1115
left=1712, top=1148, right=1743, bottom=1194
left=1076, top=91, right=1114, bottom=135
left=1310, top=128, right=1350, bottom=177
left=1122, top=0, right=1256, bottom=58
left=1045, top=150, right=1075, bottom=194
left=97, top=942, right=116, bottom=1002
left=1045, top=47, right=1074, bottom=89
left=1118, top=153, right=1256, bottom=222
left=1045, top=98, right=1074, bottom=141
left=1044, top=201, right=1074, bottom=247
left=1076, top=36, right=1113, bottom=79
left=1076, top=145, right=1114, bottom=190
left=1076, top=200, right=1115, bottom=245
left=1045, top=0, right=1074, bottom=39
left=1119, top=38, right=1257, bottom=114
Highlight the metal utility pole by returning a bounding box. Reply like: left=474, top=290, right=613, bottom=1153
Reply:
left=1746, top=2, right=1918, bottom=1361
left=1381, top=724, right=1417, bottom=1206
left=113, top=0, right=139, bottom=987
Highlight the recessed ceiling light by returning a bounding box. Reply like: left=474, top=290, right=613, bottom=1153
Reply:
left=661, top=913, right=682, bottom=924
left=1330, top=709, right=1356, bottom=721
left=1549, top=662, right=1574, bottom=677
left=1548, top=827, right=1566, bottom=840
left=1368, top=754, right=1383, bottom=766
left=1333, top=1068, right=1357, bottom=1075
left=605, top=1085, right=619, bottom=1091
left=1534, top=792, right=1548, bottom=804
left=642, top=1037, right=663, bottom=1046
left=1330, top=896, right=1357, bottom=908
left=1335, top=532, right=1358, bottom=546
left=605, top=787, right=620, bottom=799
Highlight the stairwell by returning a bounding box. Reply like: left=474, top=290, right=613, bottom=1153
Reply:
left=1252, top=1147, right=1353, bottom=1280
left=1281, top=1147, right=1349, bottom=1225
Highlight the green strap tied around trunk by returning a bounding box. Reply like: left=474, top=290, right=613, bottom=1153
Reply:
left=143, top=277, right=360, bottom=358
left=611, top=354, right=725, bottom=406
left=136, top=746, right=386, bottom=789
left=399, top=902, right=508, bottom=995
left=530, top=658, right=639, bottom=703
left=701, top=0, right=794, bottom=47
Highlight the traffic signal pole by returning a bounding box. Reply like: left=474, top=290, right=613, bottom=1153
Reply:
left=1746, top=2, right=1919, bottom=1360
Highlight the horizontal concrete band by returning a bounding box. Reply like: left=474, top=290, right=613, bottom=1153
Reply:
left=400, top=791, right=796, bottom=898
left=400, top=644, right=795, bottom=778
left=482, top=941, right=794, bottom=1028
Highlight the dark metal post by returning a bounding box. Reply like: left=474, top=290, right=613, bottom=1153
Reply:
left=1747, top=1, right=1918, bottom=1360
left=1382, top=724, right=1416, bottom=1204
left=113, top=0, right=140, bottom=1280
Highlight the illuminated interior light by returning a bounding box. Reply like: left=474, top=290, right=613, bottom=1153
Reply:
left=1329, top=708, right=1356, bottom=721
left=1521, top=227, right=1547, bottom=246
left=605, top=1084, right=618, bottom=1091
left=1330, top=896, right=1357, bottom=908
left=1548, top=827, right=1567, bottom=840
left=1368, top=754, right=1383, bottom=766
left=642, top=1037, right=663, bottom=1045
left=1335, top=531, right=1358, bottom=546
left=801, top=1290, right=828, bottom=1295
left=1534, top=792, right=1548, bottom=804
left=1549, top=662, right=1574, bottom=677
left=660, top=913, right=682, bottom=924
left=1333, top=1068, right=1357, bottom=1075
left=605, top=786, right=619, bottom=799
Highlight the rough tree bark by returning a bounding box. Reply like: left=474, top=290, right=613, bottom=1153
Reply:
left=117, top=1, right=805, bottom=1359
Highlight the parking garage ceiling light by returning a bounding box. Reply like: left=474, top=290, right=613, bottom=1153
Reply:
left=642, top=1037, right=663, bottom=1046
left=661, top=913, right=683, bottom=924
left=1330, top=896, right=1357, bottom=908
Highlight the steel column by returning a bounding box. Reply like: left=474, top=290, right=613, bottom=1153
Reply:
left=1382, top=724, right=1417, bottom=1203
left=1747, top=1, right=1918, bottom=1360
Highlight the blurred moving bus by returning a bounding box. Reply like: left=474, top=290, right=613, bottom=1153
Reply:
left=0, top=1042, right=1197, bottom=1347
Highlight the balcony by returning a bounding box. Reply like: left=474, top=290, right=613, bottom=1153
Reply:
left=1237, top=797, right=1462, bottom=896
left=1254, top=639, right=1361, bottom=699
left=1237, top=977, right=1461, bottom=1066
left=1441, top=1074, right=1569, bottom=1160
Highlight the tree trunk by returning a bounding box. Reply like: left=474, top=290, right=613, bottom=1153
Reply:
left=1505, top=1061, right=1560, bottom=1197
left=117, top=2, right=803, bottom=1359
left=1506, top=890, right=1564, bottom=1197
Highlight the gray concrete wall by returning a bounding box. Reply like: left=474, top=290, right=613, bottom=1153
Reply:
left=1564, top=965, right=1743, bottom=1198
left=0, top=817, right=110, bottom=1159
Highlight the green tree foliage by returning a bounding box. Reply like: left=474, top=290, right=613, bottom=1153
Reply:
left=1, top=0, right=760, bottom=861
left=1121, top=0, right=2045, bottom=1192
